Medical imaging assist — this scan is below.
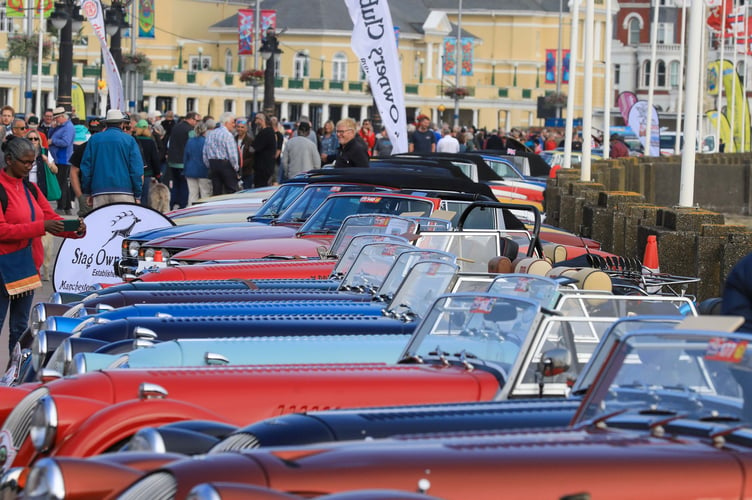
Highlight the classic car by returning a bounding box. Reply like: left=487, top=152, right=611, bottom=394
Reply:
left=0, top=281, right=697, bottom=477
left=27, top=256, right=458, bottom=381
left=119, top=163, right=492, bottom=276
left=37, top=324, right=752, bottom=500
left=123, top=314, right=686, bottom=457
left=130, top=190, right=448, bottom=279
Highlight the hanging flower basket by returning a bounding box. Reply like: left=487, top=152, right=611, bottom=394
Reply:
left=7, top=34, right=51, bottom=59
left=240, top=69, right=264, bottom=85
left=544, top=92, right=568, bottom=107
left=122, top=52, right=152, bottom=74
left=444, top=87, right=468, bottom=99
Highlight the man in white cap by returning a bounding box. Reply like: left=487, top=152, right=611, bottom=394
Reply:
left=79, top=109, right=143, bottom=209
left=48, top=106, right=76, bottom=214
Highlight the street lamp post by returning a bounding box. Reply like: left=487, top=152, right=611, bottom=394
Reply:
left=259, top=27, right=282, bottom=116
left=104, top=1, right=127, bottom=72
left=50, top=1, right=83, bottom=111
left=177, top=41, right=184, bottom=70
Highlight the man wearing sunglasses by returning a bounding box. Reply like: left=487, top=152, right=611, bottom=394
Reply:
left=10, top=119, right=28, bottom=138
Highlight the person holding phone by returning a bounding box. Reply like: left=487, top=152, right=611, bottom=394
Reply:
left=0, top=137, right=86, bottom=354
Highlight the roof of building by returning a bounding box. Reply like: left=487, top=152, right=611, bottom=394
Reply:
left=210, top=0, right=563, bottom=34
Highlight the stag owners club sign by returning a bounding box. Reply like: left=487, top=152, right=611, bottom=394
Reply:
left=53, top=203, right=173, bottom=292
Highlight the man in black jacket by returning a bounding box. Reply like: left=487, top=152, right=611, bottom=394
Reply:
left=333, top=118, right=369, bottom=168
left=166, top=112, right=200, bottom=209
left=252, top=113, right=277, bottom=187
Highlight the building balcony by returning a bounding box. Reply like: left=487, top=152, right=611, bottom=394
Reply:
left=0, top=59, right=8, bottom=71
left=82, top=66, right=100, bottom=77
left=187, top=72, right=196, bottom=83
left=329, top=80, right=344, bottom=90
left=275, top=77, right=283, bottom=88
left=309, top=79, right=324, bottom=90
left=498, top=88, right=509, bottom=98
left=288, top=78, right=304, bottom=89
left=405, top=84, right=419, bottom=95
left=156, top=70, right=174, bottom=82
left=348, top=81, right=363, bottom=91
left=31, top=63, right=50, bottom=75
left=225, top=73, right=234, bottom=85
left=521, top=88, right=532, bottom=99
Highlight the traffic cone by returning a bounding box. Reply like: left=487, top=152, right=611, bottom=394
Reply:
left=642, top=235, right=661, bottom=294
left=643, top=235, right=659, bottom=274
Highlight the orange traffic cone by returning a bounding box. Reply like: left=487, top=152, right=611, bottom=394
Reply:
left=643, top=235, right=659, bottom=274
left=642, top=235, right=661, bottom=294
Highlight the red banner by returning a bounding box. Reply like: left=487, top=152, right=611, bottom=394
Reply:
left=238, top=9, right=276, bottom=55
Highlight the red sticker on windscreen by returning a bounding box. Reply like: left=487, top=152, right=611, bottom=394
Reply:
left=705, top=338, right=748, bottom=363
left=373, top=216, right=389, bottom=226
left=360, top=196, right=382, bottom=203
left=469, top=297, right=495, bottom=314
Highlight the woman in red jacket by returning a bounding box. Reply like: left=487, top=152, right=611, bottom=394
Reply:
left=0, top=137, right=86, bottom=354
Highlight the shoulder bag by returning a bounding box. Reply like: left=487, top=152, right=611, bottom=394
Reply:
left=0, top=184, right=42, bottom=297
left=43, top=160, right=62, bottom=201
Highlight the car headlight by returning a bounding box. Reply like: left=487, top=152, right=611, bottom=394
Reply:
left=127, top=428, right=165, bottom=453
left=0, top=466, right=26, bottom=499
left=142, top=248, right=155, bottom=261
left=124, top=240, right=141, bottom=259
left=29, top=303, right=46, bottom=336
left=24, top=458, right=64, bottom=500
left=31, top=331, right=46, bottom=373
left=186, top=483, right=220, bottom=500
left=29, top=396, right=57, bottom=453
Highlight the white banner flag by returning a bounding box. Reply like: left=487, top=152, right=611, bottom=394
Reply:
left=345, top=0, right=407, bottom=154
left=81, top=0, right=125, bottom=111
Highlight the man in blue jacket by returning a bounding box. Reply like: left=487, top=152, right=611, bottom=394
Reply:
left=48, top=106, right=75, bottom=214
left=722, top=251, right=752, bottom=332
left=80, top=109, right=143, bottom=209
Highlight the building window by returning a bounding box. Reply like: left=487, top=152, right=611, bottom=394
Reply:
left=293, top=51, right=309, bottom=79
left=155, top=97, right=173, bottom=112
left=669, top=61, right=680, bottom=87
left=189, top=56, right=211, bottom=71
left=225, top=50, right=233, bottom=74
left=629, top=18, right=641, bottom=46
left=239, top=56, right=247, bottom=73
left=643, top=60, right=651, bottom=87
left=224, top=99, right=233, bottom=112
left=332, top=52, right=347, bottom=81
left=657, top=23, right=673, bottom=44
left=186, top=97, right=196, bottom=112
left=614, top=64, right=621, bottom=85
left=656, top=60, right=666, bottom=86
left=0, top=7, right=15, bottom=33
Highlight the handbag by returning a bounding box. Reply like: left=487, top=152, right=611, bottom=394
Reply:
left=0, top=185, right=41, bottom=297
left=0, top=245, right=42, bottom=297
left=43, top=160, right=62, bottom=201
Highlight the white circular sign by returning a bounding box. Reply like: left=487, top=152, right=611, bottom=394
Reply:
left=53, top=203, right=173, bottom=292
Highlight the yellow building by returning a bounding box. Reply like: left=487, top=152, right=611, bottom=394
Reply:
left=0, top=0, right=607, bottom=131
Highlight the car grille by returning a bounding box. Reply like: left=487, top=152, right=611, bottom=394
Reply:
left=2, top=387, right=48, bottom=449
left=117, top=471, right=176, bottom=500
left=209, top=432, right=260, bottom=453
